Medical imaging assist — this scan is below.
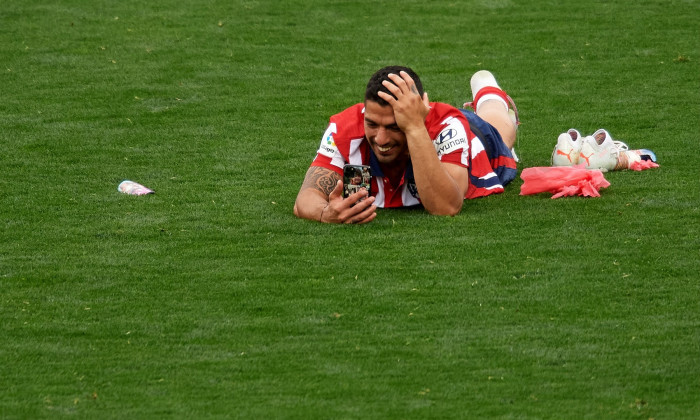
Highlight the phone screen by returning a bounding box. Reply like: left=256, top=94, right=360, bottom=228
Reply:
left=342, top=164, right=372, bottom=199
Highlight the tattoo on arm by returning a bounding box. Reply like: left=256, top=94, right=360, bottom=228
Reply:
left=301, top=166, right=340, bottom=197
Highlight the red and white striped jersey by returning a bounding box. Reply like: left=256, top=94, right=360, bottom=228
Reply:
left=310, top=102, right=506, bottom=208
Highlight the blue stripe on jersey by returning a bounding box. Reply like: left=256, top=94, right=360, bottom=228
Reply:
left=460, top=109, right=517, bottom=186
left=469, top=173, right=504, bottom=190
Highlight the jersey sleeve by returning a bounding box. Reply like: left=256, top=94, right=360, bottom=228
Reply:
left=433, top=115, right=470, bottom=168
left=310, top=122, right=345, bottom=175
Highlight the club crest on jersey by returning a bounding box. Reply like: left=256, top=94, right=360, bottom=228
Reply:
left=407, top=181, right=419, bottom=199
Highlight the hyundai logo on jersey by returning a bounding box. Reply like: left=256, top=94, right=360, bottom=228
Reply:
left=436, top=126, right=467, bottom=156
left=437, top=129, right=457, bottom=144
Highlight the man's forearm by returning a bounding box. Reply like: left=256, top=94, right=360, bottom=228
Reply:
left=405, top=128, right=466, bottom=216
left=294, top=166, right=339, bottom=221
left=294, top=189, right=329, bottom=222
left=294, top=177, right=377, bottom=224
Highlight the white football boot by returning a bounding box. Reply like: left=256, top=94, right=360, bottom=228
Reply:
left=578, top=129, right=620, bottom=172
left=551, top=129, right=583, bottom=166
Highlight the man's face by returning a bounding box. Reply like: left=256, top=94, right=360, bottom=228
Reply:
left=364, top=100, right=409, bottom=165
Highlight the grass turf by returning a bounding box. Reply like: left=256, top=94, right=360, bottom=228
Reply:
left=1, top=0, right=699, bottom=418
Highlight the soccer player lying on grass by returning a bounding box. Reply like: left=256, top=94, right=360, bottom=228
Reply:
left=294, top=66, right=519, bottom=224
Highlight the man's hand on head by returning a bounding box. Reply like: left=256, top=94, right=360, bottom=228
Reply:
left=377, top=71, right=430, bottom=135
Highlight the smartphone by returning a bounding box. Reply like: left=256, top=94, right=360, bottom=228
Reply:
left=342, top=164, right=372, bottom=199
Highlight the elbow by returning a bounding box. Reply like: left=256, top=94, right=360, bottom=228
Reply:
left=426, top=201, right=463, bottom=217
left=432, top=208, right=461, bottom=217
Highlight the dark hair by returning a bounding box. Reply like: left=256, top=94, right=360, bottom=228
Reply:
left=365, top=66, right=424, bottom=106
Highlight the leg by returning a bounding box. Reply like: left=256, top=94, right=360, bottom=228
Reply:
left=468, top=70, right=518, bottom=149
left=475, top=100, right=517, bottom=149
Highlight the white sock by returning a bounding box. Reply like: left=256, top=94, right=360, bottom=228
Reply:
left=476, top=95, right=508, bottom=112
left=470, top=70, right=508, bottom=112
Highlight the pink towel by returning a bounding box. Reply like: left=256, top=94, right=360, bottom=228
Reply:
left=520, top=165, right=610, bottom=199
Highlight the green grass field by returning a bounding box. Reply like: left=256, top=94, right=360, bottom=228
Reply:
left=2, top=0, right=699, bottom=418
